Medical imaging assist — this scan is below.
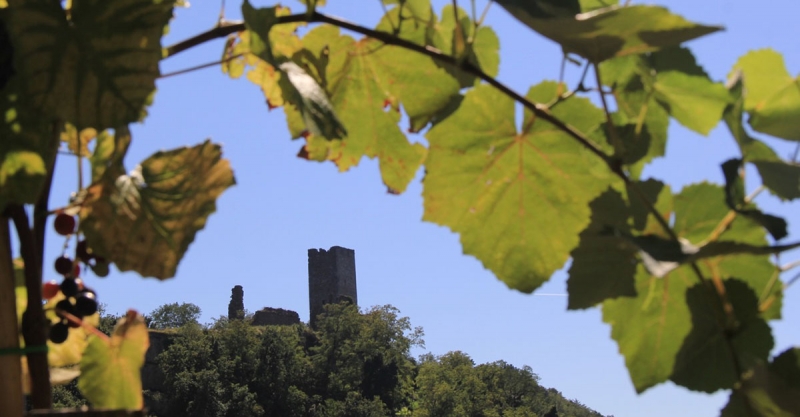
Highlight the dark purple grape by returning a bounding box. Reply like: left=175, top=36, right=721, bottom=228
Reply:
left=76, top=240, right=93, bottom=263
left=54, top=256, right=73, bottom=275
left=60, top=278, right=79, bottom=298
left=55, top=299, right=76, bottom=316
left=75, top=291, right=98, bottom=316
left=53, top=213, right=76, bottom=236
left=49, top=322, right=69, bottom=344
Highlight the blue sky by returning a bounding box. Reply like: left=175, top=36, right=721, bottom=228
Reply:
left=39, top=1, right=799, bottom=416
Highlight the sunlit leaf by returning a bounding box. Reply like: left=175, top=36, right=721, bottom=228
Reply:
left=424, top=82, right=611, bottom=292
left=733, top=49, right=800, bottom=141
left=501, top=5, right=721, bottom=63
left=79, top=128, right=236, bottom=279
left=4, top=0, right=174, bottom=129
left=432, top=5, right=500, bottom=89
left=670, top=279, right=773, bottom=392
left=79, top=311, right=149, bottom=409
left=243, top=1, right=346, bottom=140
left=60, top=124, right=102, bottom=157
left=299, top=25, right=454, bottom=192
left=603, top=264, right=694, bottom=392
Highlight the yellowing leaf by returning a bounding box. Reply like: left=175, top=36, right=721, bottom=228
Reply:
left=5, top=0, right=174, bottom=129
left=79, top=128, right=236, bottom=279
left=61, top=124, right=101, bottom=157
left=79, top=311, right=149, bottom=409
left=424, top=82, right=611, bottom=292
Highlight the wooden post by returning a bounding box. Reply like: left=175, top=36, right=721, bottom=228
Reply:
left=0, top=219, right=24, bottom=417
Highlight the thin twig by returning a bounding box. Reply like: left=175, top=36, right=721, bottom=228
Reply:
left=159, top=53, right=244, bottom=79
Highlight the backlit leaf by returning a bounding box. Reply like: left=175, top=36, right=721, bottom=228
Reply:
left=79, top=311, right=149, bottom=409
left=298, top=25, right=459, bottom=192
left=4, top=0, right=174, bottom=129
left=502, top=5, right=721, bottom=63
left=424, top=82, right=610, bottom=292
left=733, top=49, right=800, bottom=141
left=79, top=128, right=236, bottom=279
left=433, top=5, right=500, bottom=89
left=243, top=1, right=346, bottom=140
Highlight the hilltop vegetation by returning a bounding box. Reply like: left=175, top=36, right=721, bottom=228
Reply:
left=55, top=302, right=608, bottom=417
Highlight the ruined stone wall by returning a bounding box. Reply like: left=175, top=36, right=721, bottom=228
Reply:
left=308, top=246, right=357, bottom=326
left=251, top=307, right=301, bottom=326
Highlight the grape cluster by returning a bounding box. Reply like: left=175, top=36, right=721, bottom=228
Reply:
left=46, top=212, right=102, bottom=344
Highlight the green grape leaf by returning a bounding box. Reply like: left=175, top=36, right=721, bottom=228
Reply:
left=672, top=183, right=782, bottom=319
left=431, top=5, right=500, bottom=89
left=296, top=0, right=326, bottom=7
left=721, top=348, right=800, bottom=416
left=243, top=1, right=346, bottom=140
left=603, top=264, right=695, bottom=392
left=723, top=72, right=780, bottom=162
left=733, top=49, right=800, bottom=141
left=297, top=25, right=457, bottom=192
left=79, top=311, right=149, bottom=410
left=671, top=279, right=773, bottom=392
left=753, top=160, right=800, bottom=201
left=567, top=188, right=638, bottom=310
left=579, top=0, right=618, bottom=12
left=424, top=82, right=611, bottom=292
left=494, top=0, right=581, bottom=20
left=79, top=127, right=235, bottom=279
left=4, top=0, right=174, bottom=129
left=644, top=47, right=731, bottom=135
left=0, top=80, right=55, bottom=211
left=599, top=56, right=670, bottom=176
left=502, top=5, right=721, bottom=63
left=721, top=158, right=788, bottom=240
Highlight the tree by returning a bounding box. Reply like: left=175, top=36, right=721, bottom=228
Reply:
left=147, top=302, right=202, bottom=330
left=2, top=0, right=800, bottom=415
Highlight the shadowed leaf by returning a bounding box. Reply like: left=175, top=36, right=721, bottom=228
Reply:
left=4, top=0, right=174, bottom=129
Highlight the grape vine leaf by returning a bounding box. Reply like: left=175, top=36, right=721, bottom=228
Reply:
left=297, top=24, right=459, bottom=192
left=721, top=158, right=788, bottom=240
left=603, top=182, right=782, bottom=392
left=79, top=127, right=235, bottom=279
left=3, top=0, right=174, bottom=129
left=670, top=279, right=773, bottom=392
left=721, top=348, right=800, bottom=416
left=432, top=5, right=500, bottom=89
left=579, top=0, right=618, bottom=12
left=646, top=47, right=731, bottom=135
left=0, top=86, right=55, bottom=212
left=424, top=82, right=611, bottom=292
left=243, top=1, right=346, bottom=140
left=567, top=189, right=639, bottom=309
left=724, top=73, right=800, bottom=201
left=733, top=49, right=800, bottom=141
left=498, top=5, right=721, bottom=63
left=494, top=0, right=581, bottom=20
left=79, top=311, right=149, bottom=410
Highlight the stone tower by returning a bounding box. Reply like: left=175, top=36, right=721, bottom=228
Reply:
left=308, top=246, right=357, bottom=326
left=228, top=285, right=245, bottom=320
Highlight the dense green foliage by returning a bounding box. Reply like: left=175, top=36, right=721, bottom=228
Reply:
left=96, top=302, right=601, bottom=417
left=146, top=302, right=202, bottom=330
left=2, top=0, right=800, bottom=414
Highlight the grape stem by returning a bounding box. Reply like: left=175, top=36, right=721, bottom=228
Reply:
left=55, top=309, right=110, bottom=342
